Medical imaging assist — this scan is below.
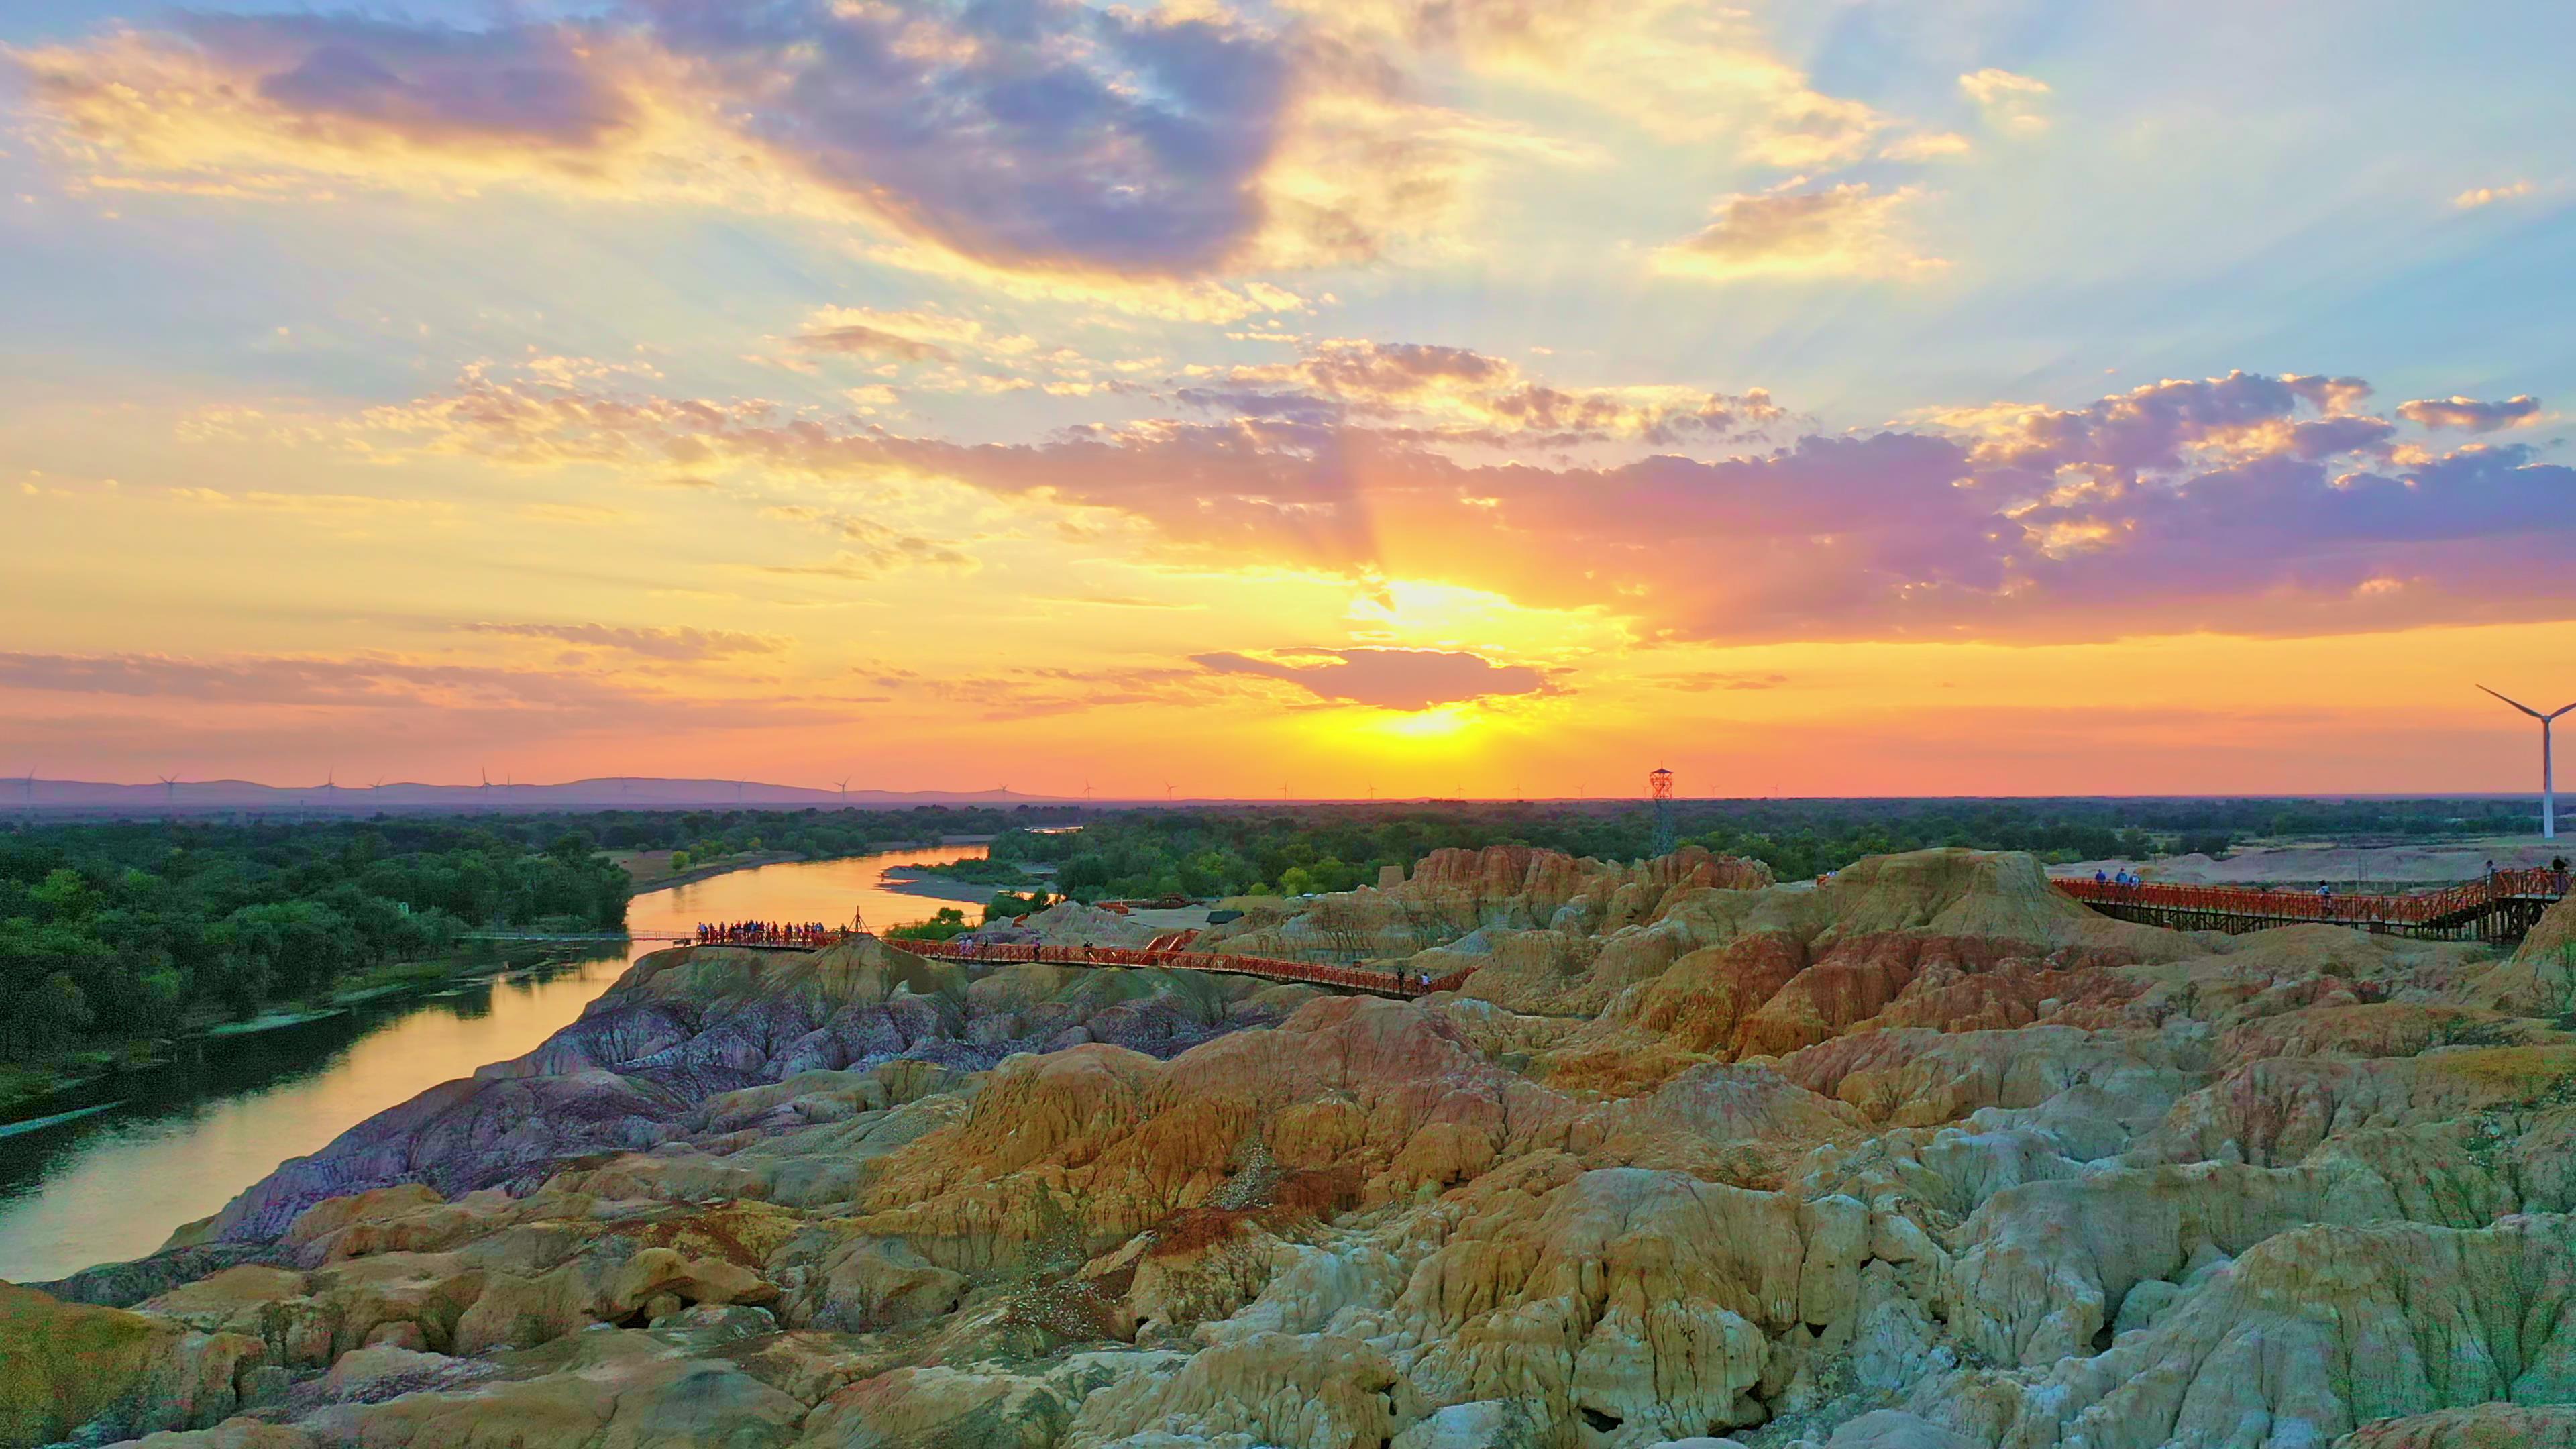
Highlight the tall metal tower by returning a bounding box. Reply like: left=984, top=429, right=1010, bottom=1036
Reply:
left=1648, top=765, right=1676, bottom=857
left=2480, top=686, right=2574, bottom=839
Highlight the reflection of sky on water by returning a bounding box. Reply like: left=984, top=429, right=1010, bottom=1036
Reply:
left=0, top=844, right=981, bottom=1283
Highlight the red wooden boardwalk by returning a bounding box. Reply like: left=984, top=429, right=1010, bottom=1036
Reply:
left=898, top=937, right=1477, bottom=997
left=691, top=928, right=1474, bottom=997
left=690, top=863, right=2571, bottom=984
left=2055, top=867, right=2567, bottom=941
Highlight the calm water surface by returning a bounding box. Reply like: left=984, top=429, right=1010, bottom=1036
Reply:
left=0, top=845, right=984, bottom=1283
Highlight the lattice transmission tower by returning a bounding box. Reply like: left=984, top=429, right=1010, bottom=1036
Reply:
left=1649, top=765, right=1676, bottom=857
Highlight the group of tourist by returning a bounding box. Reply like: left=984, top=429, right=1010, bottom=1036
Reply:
left=2481, top=857, right=2571, bottom=881
left=695, top=920, right=845, bottom=947
left=2092, top=867, right=2148, bottom=888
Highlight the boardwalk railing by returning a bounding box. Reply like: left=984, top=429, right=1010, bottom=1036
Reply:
left=694, top=928, right=855, bottom=949
left=891, top=937, right=1478, bottom=997
left=463, top=931, right=653, bottom=943
left=2055, top=867, right=2568, bottom=940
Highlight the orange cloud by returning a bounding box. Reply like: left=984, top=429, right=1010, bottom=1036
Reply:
left=1655, top=184, right=1945, bottom=282
left=1193, top=646, right=1557, bottom=710
left=333, top=362, right=2576, bottom=649
left=2451, top=180, right=2535, bottom=209
left=1178, top=338, right=1786, bottom=452
left=2398, top=394, right=2543, bottom=431
left=1960, top=67, right=2051, bottom=133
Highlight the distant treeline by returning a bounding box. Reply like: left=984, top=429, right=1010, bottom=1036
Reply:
left=3, top=796, right=2530, bottom=1061
left=992, top=796, right=2539, bottom=902
left=0, top=805, right=1070, bottom=1062
left=574, top=803, right=1074, bottom=869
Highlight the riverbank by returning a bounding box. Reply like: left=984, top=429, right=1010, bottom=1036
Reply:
left=881, top=870, right=1053, bottom=907
left=0, top=946, right=568, bottom=1118
left=881, top=875, right=1011, bottom=905
left=2, top=841, right=998, bottom=1120
left=3, top=849, right=704, bottom=1117
left=617, top=837, right=998, bottom=895
left=1, top=845, right=995, bottom=1279
left=615, top=849, right=804, bottom=893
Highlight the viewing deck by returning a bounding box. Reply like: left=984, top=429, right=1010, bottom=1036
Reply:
left=2054, top=867, right=2568, bottom=941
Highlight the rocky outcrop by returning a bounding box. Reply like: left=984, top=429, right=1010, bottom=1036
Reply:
left=187, top=941, right=1288, bottom=1242
left=21, top=848, right=2576, bottom=1449
left=1198, top=845, right=1774, bottom=967
left=1967, top=1215, right=2576, bottom=1449
left=1, top=1283, right=268, bottom=1449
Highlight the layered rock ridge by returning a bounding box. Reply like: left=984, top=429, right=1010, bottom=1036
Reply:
left=7, top=848, right=2573, bottom=1449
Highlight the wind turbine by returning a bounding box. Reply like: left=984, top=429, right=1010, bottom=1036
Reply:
left=835, top=775, right=851, bottom=805
left=159, top=774, right=178, bottom=813
left=322, top=768, right=338, bottom=814
left=1163, top=781, right=1175, bottom=801
left=2481, top=686, right=2576, bottom=839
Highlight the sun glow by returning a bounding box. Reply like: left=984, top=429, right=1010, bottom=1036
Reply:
left=1367, top=704, right=1477, bottom=741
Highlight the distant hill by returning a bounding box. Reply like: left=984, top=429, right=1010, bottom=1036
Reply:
left=2, top=776, right=1069, bottom=817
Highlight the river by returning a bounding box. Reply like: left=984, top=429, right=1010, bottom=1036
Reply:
left=0, top=844, right=987, bottom=1284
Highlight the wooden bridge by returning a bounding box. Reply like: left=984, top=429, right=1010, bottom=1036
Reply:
left=2055, top=867, right=2569, bottom=941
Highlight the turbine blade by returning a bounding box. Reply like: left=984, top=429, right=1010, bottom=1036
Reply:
left=2479, top=684, right=2546, bottom=719
left=2549, top=703, right=2576, bottom=720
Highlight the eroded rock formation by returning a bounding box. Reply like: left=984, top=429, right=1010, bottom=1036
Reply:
left=9, top=847, right=2576, bottom=1449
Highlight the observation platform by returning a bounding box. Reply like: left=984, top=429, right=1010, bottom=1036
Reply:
left=2054, top=867, right=2569, bottom=941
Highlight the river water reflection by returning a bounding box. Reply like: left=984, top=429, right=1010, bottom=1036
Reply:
left=0, top=844, right=984, bottom=1283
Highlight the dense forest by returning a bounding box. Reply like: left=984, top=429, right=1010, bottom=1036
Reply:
left=0, top=805, right=1070, bottom=1066
left=0, top=821, right=619, bottom=1061
left=989, top=796, right=2542, bottom=902
left=1, top=795, right=2534, bottom=1063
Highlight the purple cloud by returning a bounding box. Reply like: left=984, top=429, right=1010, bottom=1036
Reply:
left=368, top=363, right=2576, bottom=643
left=185, top=13, right=637, bottom=150
left=2397, top=395, right=2543, bottom=432
left=794, top=325, right=956, bottom=362
left=454, top=622, right=782, bottom=660
left=1975, top=371, right=2346, bottom=478
left=25, top=1, right=1303, bottom=278
left=1193, top=647, right=1555, bottom=710
left=633, top=0, right=1293, bottom=274
left=1171, top=339, right=1785, bottom=450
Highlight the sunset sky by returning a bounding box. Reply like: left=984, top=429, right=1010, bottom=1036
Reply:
left=2, top=0, right=2571, bottom=799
